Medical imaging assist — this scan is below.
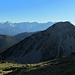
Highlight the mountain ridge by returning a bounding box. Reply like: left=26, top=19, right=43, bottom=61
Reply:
left=1, top=21, right=75, bottom=64
left=0, top=21, right=54, bottom=35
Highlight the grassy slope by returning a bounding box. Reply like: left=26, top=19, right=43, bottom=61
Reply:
left=0, top=53, right=75, bottom=75
left=0, top=62, right=25, bottom=75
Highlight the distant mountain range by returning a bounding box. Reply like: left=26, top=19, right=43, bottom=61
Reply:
left=0, top=21, right=54, bottom=35
left=2, top=21, right=75, bottom=64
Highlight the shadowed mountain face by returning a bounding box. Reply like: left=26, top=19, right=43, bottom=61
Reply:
left=0, top=21, right=54, bottom=35
left=2, top=22, right=75, bottom=64
left=0, top=32, right=34, bottom=53
left=14, top=32, right=35, bottom=41
left=0, top=35, right=18, bottom=53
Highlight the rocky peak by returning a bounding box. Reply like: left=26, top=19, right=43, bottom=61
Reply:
left=52, top=21, right=73, bottom=29
left=46, top=21, right=74, bottom=34
left=1, top=22, right=75, bottom=64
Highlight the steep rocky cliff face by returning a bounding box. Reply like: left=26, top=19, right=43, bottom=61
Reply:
left=2, top=22, right=75, bottom=64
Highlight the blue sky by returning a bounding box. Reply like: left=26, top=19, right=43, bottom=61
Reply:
left=0, top=0, right=75, bottom=24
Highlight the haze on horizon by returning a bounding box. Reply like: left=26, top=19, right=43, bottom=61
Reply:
left=0, top=0, right=75, bottom=24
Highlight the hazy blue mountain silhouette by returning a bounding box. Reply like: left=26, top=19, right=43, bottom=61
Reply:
left=0, top=21, right=54, bottom=35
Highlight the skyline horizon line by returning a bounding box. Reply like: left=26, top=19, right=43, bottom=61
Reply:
left=0, top=20, right=73, bottom=24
